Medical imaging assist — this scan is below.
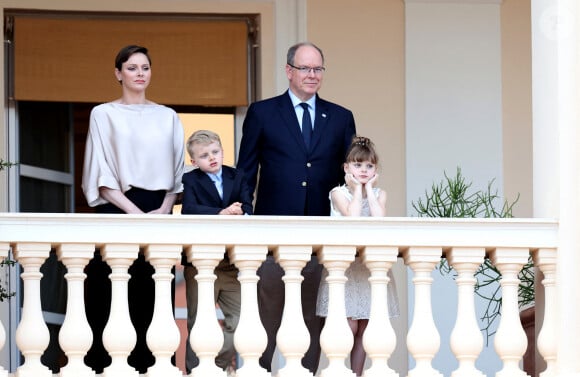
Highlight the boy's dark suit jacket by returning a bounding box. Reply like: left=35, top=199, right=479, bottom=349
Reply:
left=181, top=165, right=253, bottom=216
left=180, top=165, right=253, bottom=266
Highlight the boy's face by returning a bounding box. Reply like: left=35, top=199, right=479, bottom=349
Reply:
left=191, top=141, right=223, bottom=174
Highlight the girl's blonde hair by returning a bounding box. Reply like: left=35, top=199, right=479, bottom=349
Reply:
left=345, top=136, right=378, bottom=164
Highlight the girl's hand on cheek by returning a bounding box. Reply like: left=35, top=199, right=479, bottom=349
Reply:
left=367, top=174, right=379, bottom=188
left=346, top=173, right=361, bottom=187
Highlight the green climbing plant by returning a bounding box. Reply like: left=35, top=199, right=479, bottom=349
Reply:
left=0, top=158, right=17, bottom=301
left=0, top=158, right=16, bottom=171
left=412, top=167, right=532, bottom=343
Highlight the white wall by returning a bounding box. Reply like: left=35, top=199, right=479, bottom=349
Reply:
left=406, top=2, right=504, bottom=213
left=405, top=1, right=504, bottom=375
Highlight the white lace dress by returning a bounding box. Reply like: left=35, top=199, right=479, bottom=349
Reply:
left=316, top=185, right=400, bottom=319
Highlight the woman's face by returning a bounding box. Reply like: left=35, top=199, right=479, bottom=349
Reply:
left=115, top=52, right=151, bottom=92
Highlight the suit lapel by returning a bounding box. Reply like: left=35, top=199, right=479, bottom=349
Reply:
left=196, top=169, right=222, bottom=203
left=221, top=167, right=234, bottom=204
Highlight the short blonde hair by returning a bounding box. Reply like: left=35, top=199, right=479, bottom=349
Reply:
left=186, top=130, right=222, bottom=158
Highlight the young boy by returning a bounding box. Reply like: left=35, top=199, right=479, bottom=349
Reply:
left=181, top=129, right=253, bottom=373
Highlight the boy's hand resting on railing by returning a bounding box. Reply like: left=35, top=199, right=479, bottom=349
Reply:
left=219, top=202, right=244, bottom=215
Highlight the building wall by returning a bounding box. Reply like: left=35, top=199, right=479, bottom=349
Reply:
left=0, top=0, right=534, bottom=375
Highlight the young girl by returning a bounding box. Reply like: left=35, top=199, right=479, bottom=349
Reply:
left=316, top=136, right=399, bottom=376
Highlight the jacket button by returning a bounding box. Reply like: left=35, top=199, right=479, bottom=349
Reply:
left=306, top=162, right=311, bottom=167
left=302, top=181, right=307, bottom=187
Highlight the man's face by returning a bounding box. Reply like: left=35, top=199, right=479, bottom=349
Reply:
left=286, top=45, right=324, bottom=102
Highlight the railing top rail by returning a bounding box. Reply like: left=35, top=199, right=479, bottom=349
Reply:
left=0, top=213, right=558, bottom=251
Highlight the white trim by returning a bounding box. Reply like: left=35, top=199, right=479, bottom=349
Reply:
left=0, top=213, right=558, bottom=250
left=19, top=165, right=74, bottom=185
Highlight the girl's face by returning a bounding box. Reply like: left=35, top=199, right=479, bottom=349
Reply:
left=115, top=52, right=151, bottom=92
left=345, top=160, right=377, bottom=184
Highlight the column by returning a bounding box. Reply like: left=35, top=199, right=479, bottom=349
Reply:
left=186, top=244, right=226, bottom=377
left=0, top=243, right=10, bottom=377
left=489, top=247, right=530, bottom=377
left=13, top=242, right=52, bottom=377
left=403, top=246, right=443, bottom=377
left=57, top=243, right=96, bottom=377
left=555, top=0, right=580, bottom=374
left=532, top=248, right=557, bottom=377
left=229, top=245, right=269, bottom=377
left=274, top=245, right=313, bottom=377
left=144, top=244, right=182, bottom=377
left=101, top=244, right=139, bottom=377
left=317, top=245, right=356, bottom=377
left=447, top=247, right=486, bottom=377
left=360, top=246, right=398, bottom=377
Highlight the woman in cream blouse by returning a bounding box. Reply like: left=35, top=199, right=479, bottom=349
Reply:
left=82, top=44, right=184, bottom=374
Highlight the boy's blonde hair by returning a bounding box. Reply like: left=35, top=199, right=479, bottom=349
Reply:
left=186, top=130, right=222, bottom=158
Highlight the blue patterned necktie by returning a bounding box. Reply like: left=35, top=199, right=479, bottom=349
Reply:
left=300, top=102, right=313, bottom=148
left=213, top=175, right=223, bottom=199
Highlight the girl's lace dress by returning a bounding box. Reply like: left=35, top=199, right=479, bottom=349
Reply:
left=316, top=185, right=400, bottom=319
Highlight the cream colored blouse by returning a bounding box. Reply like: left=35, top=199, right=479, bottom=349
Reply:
left=82, top=102, right=185, bottom=207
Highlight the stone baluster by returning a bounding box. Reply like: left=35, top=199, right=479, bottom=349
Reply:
left=56, top=243, right=96, bottom=377
left=489, top=247, right=530, bottom=377
left=229, top=245, right=270, bottom=377
left=186, top=244, right=227, bottom=377
left=360, top=246, right=398, bottom=377
left=446, top=247, right=486, bottom=377
left=101, top=244, right=139, bottom=377
left=532, top=248, right=557, bottom=377
left=13, top=242, right=52, bottom=377
left=318, top=245, right=356, bottom=377
left=0, top=243, right=9, bottom=377
left=402, top=247, right=443, bottom=377
left=274, top=245, right=314, bottom=377
left=144, top=244, right=182, bottom=377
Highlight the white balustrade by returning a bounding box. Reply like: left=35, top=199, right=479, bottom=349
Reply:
left=0, top=214, right=562, bottom=377
left=101, top=244, right=140, bottom=377
left=489, top=247, right=530, bottom=377
left=13, top=242, right=52, bottom=377
left=361, top=246, right=398, bottom=377
left=145, top=244, right=182, bottom=377
left=230, top=245, right=269, bottom=377
left=186, top=244, right=227, bottom=377
left=533, top=248, right=557, bottom=377
left=403, top=246, right=443, bottom=377
left=0, top=243, right=9, bottom=377
left=446, top=247, right=486, bottom=377
left=274, top=245, right=313, bottom=377
left=318, top=245, right=356, bottom=377
left=57, top=243, right=96, bottom=377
